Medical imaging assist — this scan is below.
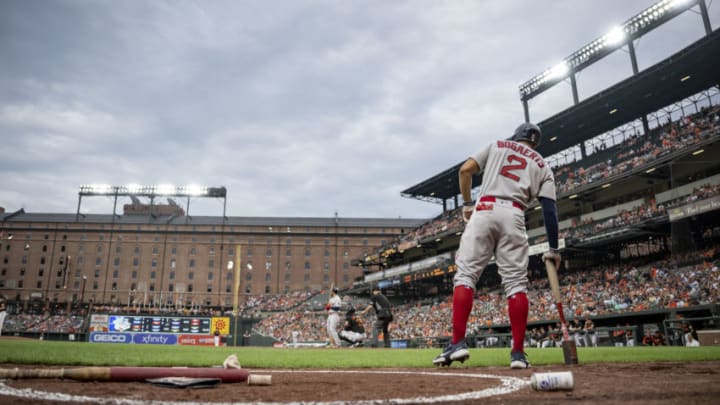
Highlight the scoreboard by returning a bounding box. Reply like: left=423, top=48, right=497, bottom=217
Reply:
left=88, top=314, right=231, bottom=346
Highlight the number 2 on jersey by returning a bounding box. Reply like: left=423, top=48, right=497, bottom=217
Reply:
left=499, top=154, right=527, bottom=182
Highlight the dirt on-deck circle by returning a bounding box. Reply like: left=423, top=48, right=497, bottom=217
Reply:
left=1, top=361, right=719, bottom=404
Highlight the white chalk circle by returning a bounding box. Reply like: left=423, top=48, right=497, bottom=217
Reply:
left=0, top=369, right=529, bottom=405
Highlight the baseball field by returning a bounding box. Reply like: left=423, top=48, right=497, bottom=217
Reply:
left=1, top=338, right=719, bottom=404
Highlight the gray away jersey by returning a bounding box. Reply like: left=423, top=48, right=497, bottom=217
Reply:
left=471, top=140, right=556, bottom=207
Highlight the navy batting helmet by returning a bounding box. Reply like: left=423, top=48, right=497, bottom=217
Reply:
left=512, top=122, right=542, bottom=148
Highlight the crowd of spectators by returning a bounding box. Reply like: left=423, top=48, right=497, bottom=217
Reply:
left=530, top=182, right=720, bottom=245
left=249, top=241, right=719, bottom=344
left=242, top=289, right=321, bottom=312
left=2, top=314, right=85, bottom=335
left=369, top=105, right=720, bottom=261
left=554, top=105, right=719, bottom=194
left=3, top=243, right=718, bottom=339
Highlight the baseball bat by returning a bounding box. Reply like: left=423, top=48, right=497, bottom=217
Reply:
left=545, top=259, right=579, bottom=365
left=0, top=366, right=249, bottom=382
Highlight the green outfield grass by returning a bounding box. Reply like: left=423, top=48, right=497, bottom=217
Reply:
left=1, top=341, right=720, bottom=369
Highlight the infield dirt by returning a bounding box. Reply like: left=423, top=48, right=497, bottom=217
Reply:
left=1, top=361, right=719, bottom=404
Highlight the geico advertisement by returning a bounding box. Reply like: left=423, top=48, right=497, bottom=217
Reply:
left=90, top=332, right=180, bottom=345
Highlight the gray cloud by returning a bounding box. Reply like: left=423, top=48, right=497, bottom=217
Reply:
left=1, top=0, right=718, bottom=218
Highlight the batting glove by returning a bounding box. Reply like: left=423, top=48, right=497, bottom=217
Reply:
left=543, top=249, right=561, bottom=269
left=462, top=206, right=474, bottom=223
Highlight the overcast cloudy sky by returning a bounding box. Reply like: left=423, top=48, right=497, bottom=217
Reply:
left=1, top=0, right=717, bottom=219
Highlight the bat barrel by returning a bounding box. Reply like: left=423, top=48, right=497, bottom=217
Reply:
left=0, top=367, right=249, bottom=383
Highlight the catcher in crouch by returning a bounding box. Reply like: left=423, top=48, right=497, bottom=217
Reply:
left=339, top=307, right=366, bottom=347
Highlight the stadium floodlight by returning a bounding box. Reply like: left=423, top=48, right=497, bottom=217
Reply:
left=519, top=0, right=699, bottom=101
left=126, top=183, right=142, bottom=194
left=91, top=184, right=112, bottom=194
left=76, top=184, right=228, bottom=220
left=671, top=0, right=692, bottom=7
left=79, top=184, right=224, bottom=198
left=184, top=184, right=207, bottom=196
left=156, top=184, right=176, bottom=195
left=605, top=26, right=626, bottom=46
left=548, top=62, right=570, bottom=80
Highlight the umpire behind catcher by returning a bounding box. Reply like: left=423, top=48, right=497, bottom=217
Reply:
left=361, top=285, right=394, bottom=348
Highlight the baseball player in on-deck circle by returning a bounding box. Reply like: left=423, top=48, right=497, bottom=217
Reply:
left=433, top=122, right=561, bottom=368
left=326, top=287, right=342, bottom=347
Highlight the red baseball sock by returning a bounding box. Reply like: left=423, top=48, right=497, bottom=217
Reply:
left=452, top=285, right=474, bottom=345
left=508, top=292, right=528, bottom=353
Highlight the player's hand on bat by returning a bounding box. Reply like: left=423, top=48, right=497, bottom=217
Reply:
left=543, top=249, right=561, bottom=269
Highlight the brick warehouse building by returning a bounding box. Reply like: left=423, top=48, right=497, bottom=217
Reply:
left=0, top=205, right=425, bottom=312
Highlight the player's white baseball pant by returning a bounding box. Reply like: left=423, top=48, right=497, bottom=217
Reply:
left=326, top=312, right=341, bottom=346
left=339, top=330, right=366, bottom=344
left=454, top=203, right=529, bottom=297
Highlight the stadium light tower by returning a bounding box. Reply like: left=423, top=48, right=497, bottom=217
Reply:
left=518, top=0, right=709, bottom=122
left=76, top=184, right=228, bottom=220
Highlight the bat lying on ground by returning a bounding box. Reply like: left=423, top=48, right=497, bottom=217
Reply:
left=545, top=259, right=579, bottom=365
left=0, top=366, right=249, bottom=383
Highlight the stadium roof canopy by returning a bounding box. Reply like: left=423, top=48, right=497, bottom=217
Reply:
left=401, top=28, right=720, bottom=204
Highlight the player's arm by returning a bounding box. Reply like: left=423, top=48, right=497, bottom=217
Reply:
left=539, top=196, right=561, bottom=268
left=458, top=158, right=481, bottom=222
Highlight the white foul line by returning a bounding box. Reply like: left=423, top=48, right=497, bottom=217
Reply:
left=0, top=369, right=529, bottom=405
